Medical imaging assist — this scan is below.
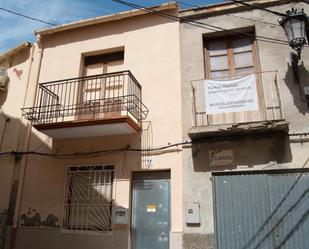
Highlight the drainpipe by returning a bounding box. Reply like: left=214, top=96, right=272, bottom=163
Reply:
left=10, top=35, right=44, bottom=249
left=0, top=111, right=9, bottom=249
left=0, top=108, right=10, bottom=152
left=21, top=44, right=36, bottom=111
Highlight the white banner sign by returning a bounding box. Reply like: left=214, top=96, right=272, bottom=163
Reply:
left=204, top=74, right=259, bottom=115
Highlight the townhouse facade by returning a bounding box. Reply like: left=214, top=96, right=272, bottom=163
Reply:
left=180, top=0, right=309, bottom=248
left=0, top=3, right=183, bottom=249
left=0, top=1, right=309, bottom=249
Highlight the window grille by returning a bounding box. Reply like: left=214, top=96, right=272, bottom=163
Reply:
left=63, top=165, right=115, bottom=233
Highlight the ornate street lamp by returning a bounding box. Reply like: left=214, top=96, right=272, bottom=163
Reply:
left=279, top=8, right=308, bottom=60
left=279, top=8, right=308, bottom=83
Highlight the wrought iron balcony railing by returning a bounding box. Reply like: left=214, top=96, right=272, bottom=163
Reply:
left=22, top=71, right=148, bottom=127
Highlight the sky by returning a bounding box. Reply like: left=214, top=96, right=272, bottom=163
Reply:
left=0, top=0, right=221, bottom=53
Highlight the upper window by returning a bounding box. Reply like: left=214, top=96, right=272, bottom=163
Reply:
left=83, top=51, right=124, bottom=76
left=204, top=35, right=257, bottom=79
left=63, top=165, right=115, bottom=233
left=81, top=50, right=125, bottom=112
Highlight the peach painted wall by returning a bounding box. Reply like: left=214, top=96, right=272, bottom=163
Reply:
left=19, top=8, right=183, bottom=243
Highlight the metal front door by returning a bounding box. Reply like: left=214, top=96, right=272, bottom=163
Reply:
left=213, top=171, right=309, bottom=249
left=132, top=171, right=170, bottom=249
left=268, top=173, right=309, bottom=249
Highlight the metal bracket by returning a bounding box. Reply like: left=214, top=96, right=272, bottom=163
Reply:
left=291, top=52, right=300, bottom=84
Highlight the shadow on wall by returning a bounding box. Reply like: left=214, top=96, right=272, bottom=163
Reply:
left=53, top=132, right=143, bottom=178
left=0, top=84, right=8, bottom=106
left=192, top=133, right=292, bottom=172
left=0, top=113, right=140, bottom=246
left=284, top=62, right=309, bottom=115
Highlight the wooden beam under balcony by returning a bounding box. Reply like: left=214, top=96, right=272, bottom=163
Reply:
left=189, top=120, right=289, bottom=139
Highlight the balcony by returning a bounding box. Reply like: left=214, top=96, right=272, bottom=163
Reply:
left=22, top=71, right=149, bottom=138
left=189, top=71, right=288, bottom=139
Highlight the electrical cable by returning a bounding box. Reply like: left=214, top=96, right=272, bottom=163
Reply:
left=0, top=130, right=308, bottom=159
left=1, top=0, right=290, bottom=46
left=178, top=0, right=307, bottom=47
left=227, top=0, right=287, bottom=17
left=31, top=137, right=52, bottom=152
left=187, top=19, right=288, bottom=44
left=176, top=0, right=200, bottom=8
left=111, top=0, right=291, bottom=46
left=227, top=13, right=281, bottom=27
left=177, top=0, right=281, bottom=27
left=127, top=141, right=191, bottom=151
left=0, top=7, right=58, bottom=26
left=0, top=141, right=192, bottom=158
left=178, top=0, right=294, bottom=30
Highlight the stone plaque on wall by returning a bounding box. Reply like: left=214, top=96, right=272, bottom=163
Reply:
left=209, top=149, right=234, bottom=167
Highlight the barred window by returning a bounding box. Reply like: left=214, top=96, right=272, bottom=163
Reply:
left=63, top=165, right=115, bottom=233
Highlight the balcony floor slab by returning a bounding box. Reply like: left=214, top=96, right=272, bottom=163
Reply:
left=189, top=120, right=289, bottom=139
left=33, top=116, right=140, bottom=139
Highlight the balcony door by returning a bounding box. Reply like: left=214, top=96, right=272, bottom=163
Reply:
left=80, top=51, right=124, bottom=120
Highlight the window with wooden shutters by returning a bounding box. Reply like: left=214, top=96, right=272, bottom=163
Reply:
left=79, top=51, right=125, bottom=119
left=63, top=165, right=115, bottom=233
left=205, top=36, right=257, bottom=79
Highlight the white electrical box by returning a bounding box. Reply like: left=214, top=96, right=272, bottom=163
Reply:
left=186, top=203, right=200, bottom=224
left=115, top=207, right=128, bottom=225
